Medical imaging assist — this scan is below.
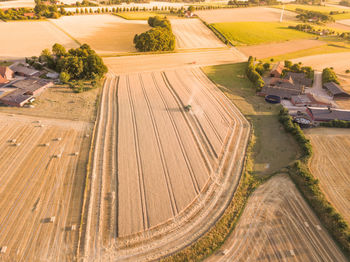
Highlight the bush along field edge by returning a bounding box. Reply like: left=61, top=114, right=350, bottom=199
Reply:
left=278, top=107, right=350, bottom=257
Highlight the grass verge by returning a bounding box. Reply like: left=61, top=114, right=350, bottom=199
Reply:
left=211, top=22, right=313, bottom=46
left=160, top=62, right=300, bottom=261
left=115, top=11, right=176, bottom=20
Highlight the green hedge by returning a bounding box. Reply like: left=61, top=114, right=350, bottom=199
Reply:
left=320, top=120, right=350, bottom=128
left=322, top=67, right=339, bottom=84
left=246, top=56, right=264, bottom=91
left=279, top=107, right=350, bottom=257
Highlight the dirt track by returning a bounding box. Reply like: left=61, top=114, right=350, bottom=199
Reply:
left=0, top=113, right=91, bottom=261
left=206, top=174, right=347, bottom=262
left=305, top=128, right=350, bottom=224
left=170, top=19, right=225, bottom=50
left=80, top=68, right=250, bottom=261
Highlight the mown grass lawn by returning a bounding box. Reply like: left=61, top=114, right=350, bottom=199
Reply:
left=203, top=63, right=299, bottom=174
left=211, top=22, right=313, bottom=45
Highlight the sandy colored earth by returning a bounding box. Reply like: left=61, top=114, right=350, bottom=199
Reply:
left=0, top=86, right=100, bottom=122
left=0, top=113, right=92, bottom=261
left=305, top=128, right=350, bottom=225
left=196, top=7, right=297, bottom=24
left=0, top=0, right=34, bottom=9
left=81, top=68, right=250, bottom=261
left=104, top=49, right=247, bottom=74
left=49, top=15, right=150, bottom=54
left=170, top=19, right=225, bottom=50
left=291, top=52, right=350, bottom=73
left=206, top=174, right=347, bottom=262
left=327, top=21, right=350, bottom=31
left=337, top=19, right=350, bottom=27
left=0, top=21, right=78, bottom=59
left=238, top=39, right=325, bottom=59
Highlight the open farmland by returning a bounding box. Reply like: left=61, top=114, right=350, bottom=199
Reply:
left=305, top=128, right=350, bottom=224
left=49, top=15, right=150, bottom=54
left=291, top=52, right=350, bottom=73
left=237, top=39, right=325, bottom=59
left=0, top=113, right=91, bottom=261
left=206, top=174, right=348, bottom=262
left=0, top=21, right=78, bottom=59
left=211, top=22, right=313, bottom=46
left=0, top=0, right=34, bottom=9
left=170, top=19, right=225, bottom=49
left=81, top=67, right=250, bottom=260
left=196, top=7, right=297, bottom=23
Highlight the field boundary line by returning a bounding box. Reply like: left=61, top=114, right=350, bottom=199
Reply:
left=46, top=19, right=82, bottom=46
left=76, top=78, right=105, bottom=260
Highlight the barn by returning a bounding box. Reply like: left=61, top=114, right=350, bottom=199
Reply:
left=323, top=82, right=350, bottom=100
left=306, top=107, right=350, bottom=122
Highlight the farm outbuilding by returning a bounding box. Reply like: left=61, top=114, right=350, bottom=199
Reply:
left=323, top=82, right=350, bottom=100
left=270, top=62, right=284, bottom=78
left=306, top=107, right=350, bottom=122
left=10, top=65, right=39, bottom=77
left=0, top=66, right=14, bottom=85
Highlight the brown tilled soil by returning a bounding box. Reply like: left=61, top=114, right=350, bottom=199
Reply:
left=0, top=113, right=92, bottom=261
left=206, top=174, right=347, bottom=262
left=196, top=7, right=297, bottom=24
left=305, top=128, right=350, bottom=225
left=238, top=39, right=325, bottom=59
left=170, top=19, right=225, bottom=50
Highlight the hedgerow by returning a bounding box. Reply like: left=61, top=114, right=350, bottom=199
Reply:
left=246, top=56, right=264, bottom=91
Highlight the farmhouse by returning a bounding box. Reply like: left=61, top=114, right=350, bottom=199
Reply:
left=0, top=78, right=53, bottom=107
left=270, top=62, right=284, bottom=78
left=10, top=64, right=39, bottom=77
left=284, top=72, right=312, bottom=88
left=260, top=75, right=305, bottom=99
left=306, top=107, right=350, bottom=122
left=323, top=82, right=350, bottom=100
left=291, top=93, right=331, bottom=107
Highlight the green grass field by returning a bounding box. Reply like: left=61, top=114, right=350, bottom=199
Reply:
left=211, top=22, right=313, bottom=45
left=203, top=63, right=299, bottom=174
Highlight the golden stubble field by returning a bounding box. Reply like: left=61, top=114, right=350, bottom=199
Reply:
left=0, top=113, right=92, bottom=261
left=206, top=174, right=347, bottom=262
left=0, top=20, right=78, bottom=59
left=305, top=127, right=350, bottom=224
left=49, top=14, right=151, bottom=54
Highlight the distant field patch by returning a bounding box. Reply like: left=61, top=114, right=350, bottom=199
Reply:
left=115, top=11, right=165, bottom=20
left=211, top=22, right=313, bottom=45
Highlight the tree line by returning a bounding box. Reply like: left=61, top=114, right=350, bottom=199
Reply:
left=134, top=16, right=175, bottom=52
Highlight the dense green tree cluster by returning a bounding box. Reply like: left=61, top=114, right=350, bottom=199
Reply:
left=246, top=56, right=265, bottom=91
left=296, top=9, right=334, bottom=23
left=39, top=43, right=107, bottom=81
left=289, top=23, right=336, bottom=36
left=340, top=0, right=350, bottom=6
left=283, top=60, right=313, bottom=79
left=322, top=67, right=339, bottom=84
left=134, top=16, right=175, bottom=52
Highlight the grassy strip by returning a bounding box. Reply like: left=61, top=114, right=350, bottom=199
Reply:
left=278, top=107, right=350, bottom=257
left=161, top=131, right=262, bottom=262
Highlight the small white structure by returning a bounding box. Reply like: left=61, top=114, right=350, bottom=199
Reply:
left=43, top=143, right=50, bottom=147
left=73, top=152, right=79, bottom=156
left=46, top=72, right=59, bottom=79
left=9, top=139, right=16, bottom=143
left=71, top=224, right=77, bottom=231
left=14, top=143, right=21, bottom=147
left=50, top=216, right=55, bottom=223
left=55, top=137, right=62, bottom=141
left=54, top=153, right=62, bottom=158
left=0, top=246, right=7, bottom=254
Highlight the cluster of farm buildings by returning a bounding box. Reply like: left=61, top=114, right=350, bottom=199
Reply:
left=0, top=64, right=54, bottom=107
left=261, top=62, right=350, bottom=125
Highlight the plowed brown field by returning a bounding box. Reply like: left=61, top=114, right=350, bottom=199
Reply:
left=305, top=127, right=350, bottom=224
left=0, top=113, right=91, bottom=261
left=206, top=174, right=347, bottom=262
left=81, top=68, right=250, bottom=261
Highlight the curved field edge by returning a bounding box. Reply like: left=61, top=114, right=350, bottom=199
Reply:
left=278, top=108, right=350, bottom=257
left=160, top=62, right=300, bottom=261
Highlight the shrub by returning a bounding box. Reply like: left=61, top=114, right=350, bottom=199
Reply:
left=322, top=67, right=339, bottom=84
left=245, top=56, right=265, bottom=91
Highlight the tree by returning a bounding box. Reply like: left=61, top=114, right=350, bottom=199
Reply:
left=52, top=43, right=66, bottom=57
left=188, top=5, right=195, bottom=13
left=59, top=72, right=70, bottom=83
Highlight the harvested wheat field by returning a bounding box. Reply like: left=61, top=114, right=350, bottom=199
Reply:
left=0, top=113, right=92, bottom=261
left=305, top=128, right=350, bottom=224
left=81, top=68, right=250, bottom=261
left=238, top=39, right=325, bottom=59
left=49, top=15, right=150, bottom=54
left=291, top=52, right=350, bottom=73
left=0, top=0, right=34, bottom=9
left=170, top=19, right=225, bottom=49
left=336, top=19, right=350, bottom=27
left=196, top=7, right=297, bottom=24
left=206, top=174, right=347, bottom=262
left=0, top=21, right=78, bottom=59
